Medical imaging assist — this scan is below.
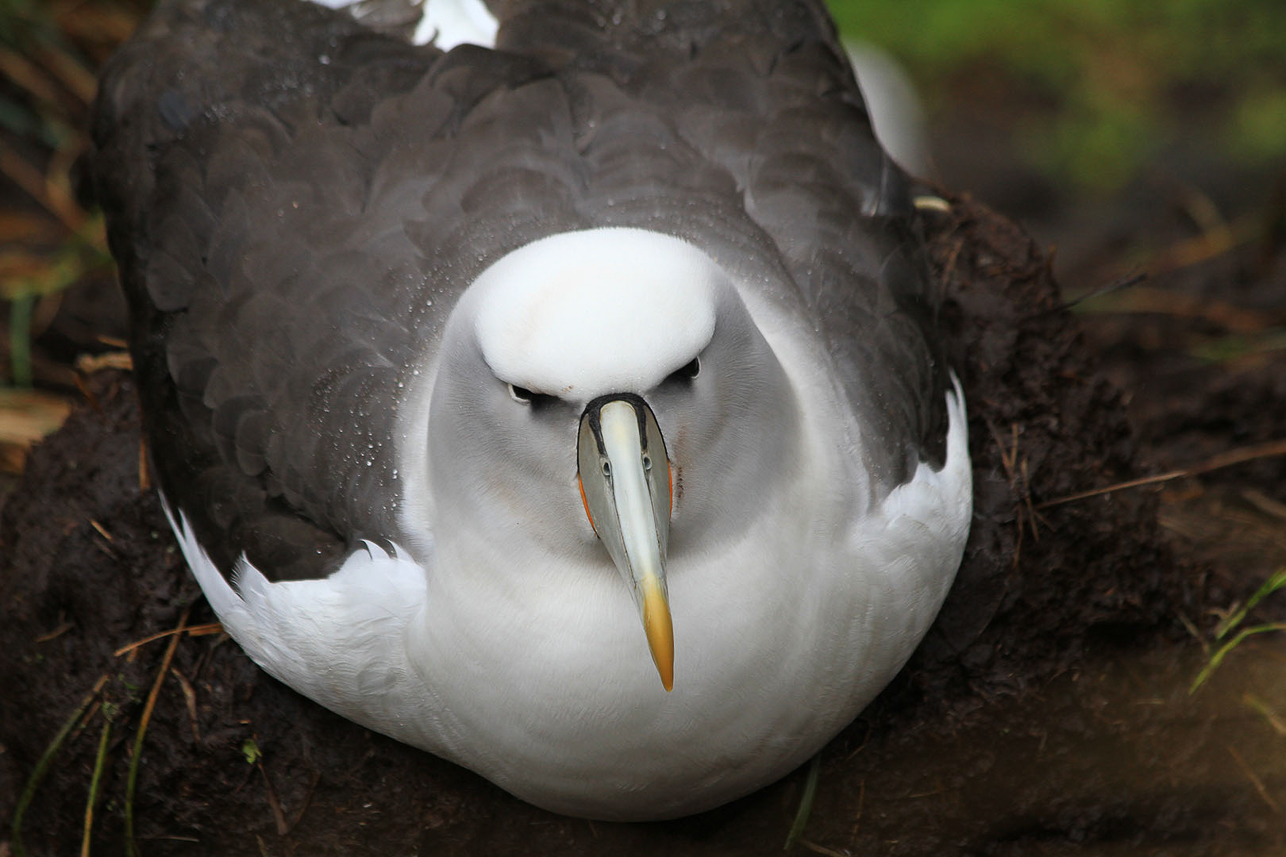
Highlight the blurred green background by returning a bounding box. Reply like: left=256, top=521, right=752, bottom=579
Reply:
left=3, top=0, right=1284, bottom=198
left=830, top=0, right=1286, bottom=192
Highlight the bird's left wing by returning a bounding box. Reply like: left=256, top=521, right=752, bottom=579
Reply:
left=91, top=0, right=474, bottom=580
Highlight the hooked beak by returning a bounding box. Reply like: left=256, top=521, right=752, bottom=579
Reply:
left=577, top=396, right=674, bottom=691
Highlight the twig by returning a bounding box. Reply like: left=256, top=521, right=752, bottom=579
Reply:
left=34, top=45, right=98, bottom=104
left=258, top=759, right=291, bottom=835
left=138, top=437, right=151, bottom=491
left=73, top=701, right=103, bottom=744
left=287, top=769, right=322, bottom=833
left=171, top=667, right=202, bottom=744
left=986, top=419, right=1042, bottom=562
left=1149, top=212, right=1260, bottom=278
left=1074, top=283, right=1278, bottom=333
left=89, top=519, right=115, bottom=542
left=0, top=47, right=64, bottom=106
left=73, top=372, right=104, bottom=416
left=34, top=617, right=74, bottom=643
left=0, top=140, right=84, bottom=232
left=76, top=351, right=134, bottom=375
left=125, top=607, right=190, bottom=857
left=1039, top=438, right=1286, bottom=508
left=1243, top=489, right=1286, bottom=522
left=1175, top=612, right=1208, bottom=656
left=913, top=195, right=951, bottom=213
left=849, top=778, right=865, bottom=844
left=1227, top=745, right=1279, bottom=813
left=1244, top=694, right=1286, bottom=736
left=10, top=674, right=109, bottom=857
left=114, top=622, right=223, bottom=657
left=1045, top=271, right=1147, bottom=316
left=940, top=235, right=966, bottom=291
left=1021, top=458, right=1046, bottom=540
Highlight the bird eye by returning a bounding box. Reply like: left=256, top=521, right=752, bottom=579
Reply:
left=508, top=383, right=558, bottom=407
left=601, top=459, right=612, bottom=478
left=641, top=454, right=652, bottom=471
left=667, top=357, right=700, bottom=384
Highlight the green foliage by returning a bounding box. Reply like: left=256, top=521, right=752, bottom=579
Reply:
left=3, top=218, right=111, bottom=387
left=1230, top=87, right=1286, bottom=164
left=0, top=0, right=56, bottom=49
left=783, top=754, right=821, bottom=850
left=241, top=737, right=263, bottom=765
left=828, top=0, right=1286, bottom=193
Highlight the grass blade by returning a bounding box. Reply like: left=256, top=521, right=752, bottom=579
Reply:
left=784, top=754, right=822, bottom=851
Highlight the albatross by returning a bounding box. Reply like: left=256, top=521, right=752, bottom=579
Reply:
left=90, top=0, right=972, bottom=820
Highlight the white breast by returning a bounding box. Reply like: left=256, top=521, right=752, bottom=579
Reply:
left=165, top=374, right=969, bottom=820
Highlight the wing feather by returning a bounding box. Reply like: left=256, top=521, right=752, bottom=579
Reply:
left=92, top=0, right=947, bottom=583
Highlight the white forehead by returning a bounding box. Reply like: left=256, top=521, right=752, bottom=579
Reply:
left=471, top=229, right=720, bottom=400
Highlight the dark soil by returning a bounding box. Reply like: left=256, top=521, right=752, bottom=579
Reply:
left=9, top=196, right=1280, bottom=856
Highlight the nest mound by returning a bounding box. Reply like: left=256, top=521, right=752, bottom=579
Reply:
left=0, top=199, right=1203, bottom=856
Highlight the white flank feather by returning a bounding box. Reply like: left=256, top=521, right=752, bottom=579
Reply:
left=302, top=0, right=497, bottom=49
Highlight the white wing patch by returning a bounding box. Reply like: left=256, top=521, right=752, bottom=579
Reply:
left=415, top=0, right=498, bottom=48
left=848, top=375, right=972, bottom=651
left=843, top=40, right=929, bottom=177
left=876, top=375, right=971, bottom=539
left=302, top=0, right=497, bottom=49
left=160, top=501, right=439, bottom=738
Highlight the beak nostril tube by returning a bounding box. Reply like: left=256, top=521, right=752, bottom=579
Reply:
left=578, top=394, right=675, bottom=689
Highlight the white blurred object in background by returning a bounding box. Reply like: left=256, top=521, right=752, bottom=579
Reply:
left=845, top=40, right=931, bottom=179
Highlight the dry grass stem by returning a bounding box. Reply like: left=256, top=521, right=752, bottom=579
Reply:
left=1243, top=694, right=1286, bottom=736
left=1227, top=745, right=1279, bottom=813
left=0, top=141, right=84, bottom=233
left=113, top=622, right=223, bottom=658
left=125, top=607, right=190, bottom=856
left=1040, top=438, right=1286, bottom=508
left=76, top=352, right=134, bottom=374
left=171, top=667, right=202, bottom=743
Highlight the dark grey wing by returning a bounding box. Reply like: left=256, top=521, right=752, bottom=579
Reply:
left=725, top=13, right=950, bottom=484
left=91, top=0, right=456, bottom=579
left=500, top=0, right=949, bottom=488
left=92, top=0, right=945, bottom=583
left=92, top=0, right=613, bottom=582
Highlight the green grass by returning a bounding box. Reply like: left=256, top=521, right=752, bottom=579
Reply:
left=1191, top=568, right=1286, bottom=693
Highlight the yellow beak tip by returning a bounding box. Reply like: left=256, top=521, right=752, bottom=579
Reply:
left=647, top=632, right=675, bottom=692
left=642, top=582, right=675, bottom=692
left=653, top=650, right=674, bottom=691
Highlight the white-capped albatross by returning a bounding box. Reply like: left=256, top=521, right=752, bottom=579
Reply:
left=90, top=0, right=972, bottom=821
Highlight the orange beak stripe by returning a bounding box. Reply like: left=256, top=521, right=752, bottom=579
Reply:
left=667, top=460, right=673, bottom=516
left=577, top=473, right=597, bottom=535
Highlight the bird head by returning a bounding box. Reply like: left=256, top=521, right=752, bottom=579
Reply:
left=426, top=228, right=795, bottom=690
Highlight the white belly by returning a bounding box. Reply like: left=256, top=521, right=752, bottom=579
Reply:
left=168, top=383, right=969, bottom=820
